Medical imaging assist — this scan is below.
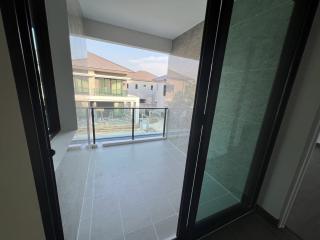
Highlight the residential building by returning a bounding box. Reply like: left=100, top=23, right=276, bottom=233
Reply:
left=72, top=52, right=167, bottom=108
left=72, top=52, right=140, bottom=108
left=153, top=75, right=167, bottom=108
left=126, top=70, right=157, bottom=107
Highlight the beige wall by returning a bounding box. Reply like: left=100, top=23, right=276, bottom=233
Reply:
left=0, top=13, right=45, bottom=240
left=258, top=4, right=320, bottom=220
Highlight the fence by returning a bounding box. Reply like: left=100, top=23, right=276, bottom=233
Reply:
left=72, top=107, right=168, bottom=144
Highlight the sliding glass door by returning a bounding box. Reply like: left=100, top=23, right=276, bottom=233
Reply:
left=197, top=0, right=295, bottom=220
left=178, top=0, right=317, bottom=238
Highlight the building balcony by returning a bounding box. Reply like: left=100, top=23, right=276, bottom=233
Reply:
left=56, top=107, right=190, bottom=240
left=93, top=88, right=128, bottom=97
left=74, top=87, right=128, bottom=97
left=74, top=87, right=89, bottom=95
left=56, top=139, right=185, bottom=240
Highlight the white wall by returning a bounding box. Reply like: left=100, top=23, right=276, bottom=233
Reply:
left=258, top=5, right=320, bottom=219
left=45, top=0, right=77, bottom=132
left=83, top=18, right=172, bottom=53
left=0, top=12, right=45, bottom=240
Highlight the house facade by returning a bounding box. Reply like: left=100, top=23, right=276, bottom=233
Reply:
left=72, top=52, right=140, bottom=108
left=72, top=52, right=167, bottom=108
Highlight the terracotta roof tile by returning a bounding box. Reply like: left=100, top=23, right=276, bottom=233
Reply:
left=127, top=71, right=157, bottom=82
left=72, top=52, right=133, bottom=74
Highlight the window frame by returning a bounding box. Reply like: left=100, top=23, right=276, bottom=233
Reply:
left=29, top=2, right=60, bottom=139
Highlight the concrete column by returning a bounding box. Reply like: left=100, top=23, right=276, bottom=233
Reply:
left=88, top=70, right=95, bottom=95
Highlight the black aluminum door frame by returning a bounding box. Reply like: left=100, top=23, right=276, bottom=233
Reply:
left=177, top=0, right=320, bottom=239
left=176, top=0, right=234, bottom=239
left=1, top=0, right=319, bottom=239
left=0, top=0, right=64, bottom=239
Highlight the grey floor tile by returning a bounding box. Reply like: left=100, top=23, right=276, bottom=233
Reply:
left=155, top=215, right=178, bottom=240
left=93, top=196, right=119, bottom=217
left=125, top=225, right=157, bottom=240
left=91, top=230, right=124, bottom=240
left=77, top=218, right=91, bottom=240
left=91, top=209, right=123, bottom=240
left=146, top=195, right=176, bottom=224
left=121, top=202, right=152, bottom=234
left=80, top=197, right=93, bottom=221
left=167, top=190, right=182, bottom=214
left=197, top=194, right=239, bottom=221
left=59, top=141, right=186, bottom=240
left=199, top=174, right=230, bottom=204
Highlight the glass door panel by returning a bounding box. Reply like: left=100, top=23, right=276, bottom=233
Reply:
left=196, top=0, right=295, bottom=221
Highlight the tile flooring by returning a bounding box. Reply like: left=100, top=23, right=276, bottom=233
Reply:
left=55, top=140, right=237, bottom=240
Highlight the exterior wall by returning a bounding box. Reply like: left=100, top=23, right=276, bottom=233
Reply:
left=66, top=0, right=84, bottom=35
left=154, top=81, right=166, bottom=108
left=165, top=22, right=204, bottom=154
left=45, top=0, right=77, bottom=131
left=127, top=80, right=155, bottom=107
left=127, top=80, right=167, bottom=108
left=75, top=94, right=139, bottom=107
left=88, top=70, right=96, bottom=95
left=83, top=18, right=172, bottom=53
left=0, top=13, right=45, bottom=240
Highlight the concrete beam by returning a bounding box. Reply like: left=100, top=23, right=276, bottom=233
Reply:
left=83, top=18, right=172, bottom=53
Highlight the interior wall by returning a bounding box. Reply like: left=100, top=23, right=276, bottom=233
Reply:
left=258, top=4, right=320, bottom=219
left=286, top=144, right=320, bottom=239
left=0, top=12, right=45, bottom=240
left=45, top=0, right=77, bottom=132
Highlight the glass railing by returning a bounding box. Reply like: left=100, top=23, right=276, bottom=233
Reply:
left=73, top=107, right=91, bottom=142
left=93, top=88, right=128, bottom=96
left=72, top=107, right=168, bottom=144
left=74, top=87, right=89, bottom=95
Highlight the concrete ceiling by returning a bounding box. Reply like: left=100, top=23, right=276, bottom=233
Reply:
left=78, top=0, right=207, bottom=40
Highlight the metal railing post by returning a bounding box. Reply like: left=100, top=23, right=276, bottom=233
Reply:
left=91, top=107, right=96, bottom=144
left=163, top=108, right=167, bottom=138
left=86, top=108, right=91, bottom=145
left=132, top=108, right=135, bottom=140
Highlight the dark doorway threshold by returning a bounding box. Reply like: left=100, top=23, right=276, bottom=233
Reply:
left=202, top=211, right=301, bottom=240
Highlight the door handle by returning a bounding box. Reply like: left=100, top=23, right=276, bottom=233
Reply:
left=49, top=149, right=56, bottom=157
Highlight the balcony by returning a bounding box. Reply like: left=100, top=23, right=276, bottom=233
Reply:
left=74, top=87, right=89, bottom=95
left=93, top=88, right=128, bottom=97
left=73, top=107, right=168, bottom=144
left=56, top=139, right=185, bottom=240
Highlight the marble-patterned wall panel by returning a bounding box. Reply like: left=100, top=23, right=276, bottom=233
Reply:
left=197, top=0, right=295, bottom=216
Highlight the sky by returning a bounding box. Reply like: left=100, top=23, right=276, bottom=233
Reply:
left=70, top=36, right=169, bottom=77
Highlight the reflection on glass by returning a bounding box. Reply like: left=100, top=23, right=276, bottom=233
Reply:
left=134, top=109, right=166, bottom=138
left=94, top=108, right=133, bottom=140
left=165, top=22, right=205, bottom=154
left=196, top=0, right=294, bottom=221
